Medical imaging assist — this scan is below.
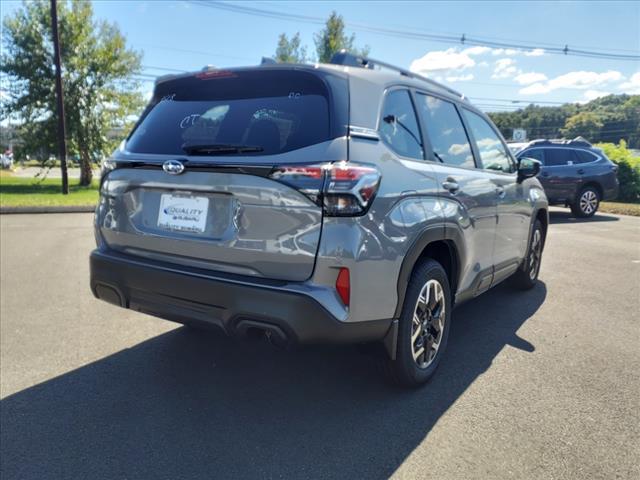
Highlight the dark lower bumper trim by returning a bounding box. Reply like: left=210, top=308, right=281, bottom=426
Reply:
left=90, top=250, right=392, bottom=345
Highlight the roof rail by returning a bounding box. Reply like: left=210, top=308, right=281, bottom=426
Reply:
left=529, top=137, right=592, bottom=147
left=329, top=50, right=464, bottom=99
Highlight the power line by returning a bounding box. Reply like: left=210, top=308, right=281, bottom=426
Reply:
left=189, top=1, right=640, bottom=61
left=137, top=43, right=254, bottom=62
left=471, top=97, right=567, bottom=105
left=142, top=65, right=187, bottom=73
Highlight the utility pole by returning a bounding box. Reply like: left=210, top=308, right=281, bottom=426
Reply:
left=50, top=0, right=69, bottom=194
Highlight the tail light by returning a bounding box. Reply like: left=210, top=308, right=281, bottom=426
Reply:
left=269, top=161, right=381, bottom=216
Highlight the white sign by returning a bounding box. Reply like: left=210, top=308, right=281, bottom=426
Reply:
left=158, top=194, right=209, bottom=233
left=512, top=128, right=527, bottom=141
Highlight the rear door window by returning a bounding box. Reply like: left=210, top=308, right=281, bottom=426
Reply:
left=416, top=93, right=475, bottom=168
left=379, top=89, right=424, bottom=160
left=462, top=109, right=515, bottom=173
left=126, top=70, right=334, bottom=156
left=544, top=149, right=572, bottom=166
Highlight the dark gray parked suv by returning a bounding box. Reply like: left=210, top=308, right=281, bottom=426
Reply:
left=90, top=53, right=549, bottom=386
left=515, top=139, right=619, bottom=217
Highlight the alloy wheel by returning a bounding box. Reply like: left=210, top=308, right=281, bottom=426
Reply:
left=528, top=229, right=542, bottom=280
left=411, top=279, right=446, bottom=369
left=580, top=190, right=598, bottom=215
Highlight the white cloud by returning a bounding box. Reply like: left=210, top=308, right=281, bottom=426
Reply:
left=445, top=74, right=474, bottom=82
left=524, top=49, right=545, bottom=57
left=519, top=70, right=624, bottom=95
left=410, top=48, right=476, bottom=73
left=514, top=72, right=548, bottom=85
left=581, top=90, right=611, bottom=103
left=410, top=45, right=548, bottom=77
left=618, top=72, right=640, bottom=94
left=410, top=45, right=525, bottom=75
left=462, top=46, right=492, bottom=56
left=489, top=48, right=544, bottom=57
left=492, top=58, right=520, bottom=79
left=519, top=83, right=551, bottom=95
left=491, top=48, right=519, bottom=56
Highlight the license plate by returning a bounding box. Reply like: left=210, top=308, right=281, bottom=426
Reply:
left=158, top=193, right=209, bottom=233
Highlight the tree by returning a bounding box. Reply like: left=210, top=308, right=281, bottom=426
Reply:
left=488, top=94, right=639, bottom=147
left=274, top=32, right=307, bottom=63
left=1, top=0, right=143, bottom=185
left=314, top=11, right=369, bottom=63
left=560, top=112, right=604, bottom=141
left=596, top=140, right=640, bottom=202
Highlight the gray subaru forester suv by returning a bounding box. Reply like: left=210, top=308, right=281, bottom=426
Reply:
left=91, top=53, right=548, bottom=387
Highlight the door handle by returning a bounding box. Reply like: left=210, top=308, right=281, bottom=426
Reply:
left=577, top=169, right=585, bottom=174
left=496, top=186, right=505, bottom=198
left=442, top=179, right=459, bottom=194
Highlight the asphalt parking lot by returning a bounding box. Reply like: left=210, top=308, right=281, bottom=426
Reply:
left=1, top=210, right=639, bottom=479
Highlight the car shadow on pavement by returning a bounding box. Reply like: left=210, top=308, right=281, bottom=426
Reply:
left=549, top=209, right=620, bottom=224
left=1, top=281, right=546, bottom=479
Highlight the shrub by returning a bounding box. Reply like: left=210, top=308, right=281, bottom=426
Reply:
left=595, top=140, right=640, bottom=202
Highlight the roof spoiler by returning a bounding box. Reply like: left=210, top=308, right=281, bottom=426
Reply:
left=329, top=50, right=464, bottom=99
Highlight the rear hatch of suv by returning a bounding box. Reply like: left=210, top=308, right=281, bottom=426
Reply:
left=96, top=67, right=349, bottom=282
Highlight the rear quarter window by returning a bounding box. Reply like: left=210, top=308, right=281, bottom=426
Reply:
left=126, top=70, right=339, bottom=156
left=573, top=149, right=598, bottom=164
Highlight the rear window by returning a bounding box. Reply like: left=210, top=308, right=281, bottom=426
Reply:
left=126, top=70, right=336, bottom=156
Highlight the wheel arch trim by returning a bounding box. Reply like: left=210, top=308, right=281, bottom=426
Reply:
left=393, top=224, right=465, bottom=319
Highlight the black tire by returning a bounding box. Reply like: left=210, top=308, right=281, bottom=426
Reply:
left=571, top=186, right=600, bottom=218
left=384, top=258, right=451, bottom=388
left=512, top=219, right=544, bottom=290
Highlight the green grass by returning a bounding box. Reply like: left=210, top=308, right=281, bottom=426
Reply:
left=0, top=171, right=99, bottom=207
left=599, top=201, right=640, bottom=217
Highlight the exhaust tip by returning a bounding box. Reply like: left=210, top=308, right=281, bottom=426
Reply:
left=235, top=319, right=290, bottom=348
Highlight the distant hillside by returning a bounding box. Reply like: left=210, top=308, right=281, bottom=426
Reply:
left=488, top=94, right=640, bottom=148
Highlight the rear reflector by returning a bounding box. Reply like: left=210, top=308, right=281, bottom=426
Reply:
left=336, top=267, right=350, bottom=307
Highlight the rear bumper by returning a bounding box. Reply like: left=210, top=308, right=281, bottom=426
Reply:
left=90, top=249, right=391, bottom=346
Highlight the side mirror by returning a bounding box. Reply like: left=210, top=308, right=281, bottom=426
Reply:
left=517, top=157, right=541, bottom=182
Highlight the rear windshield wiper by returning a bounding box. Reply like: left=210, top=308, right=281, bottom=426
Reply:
left=182, top=143, right=264, bottom=155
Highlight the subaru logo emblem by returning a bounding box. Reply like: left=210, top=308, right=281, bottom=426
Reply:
left=163, top=160, right=185, bottom=175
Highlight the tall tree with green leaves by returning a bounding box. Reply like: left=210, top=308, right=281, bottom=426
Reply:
left=314, top=11, right=369, bottom=63
left=274, top=32, right=307, bottom=63
left=560, top=111, right=604, bottom=141
left=1, top=0, right=143, bottom=185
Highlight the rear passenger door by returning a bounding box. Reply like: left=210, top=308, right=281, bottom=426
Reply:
left=538, top=148, right=580, bottom=202
left=414, top=93, right=497, bottom=297
left=461, top=109, right=529, bottom=282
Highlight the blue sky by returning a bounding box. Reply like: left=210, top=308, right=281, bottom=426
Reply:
left=2, top=0, right=640, bottom=111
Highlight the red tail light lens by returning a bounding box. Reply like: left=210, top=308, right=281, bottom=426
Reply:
left=335, top=267, right=350, bottom=306
left=269, top=162, right=381, bottom=216
left=324, top=162, right=381, bottom=216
